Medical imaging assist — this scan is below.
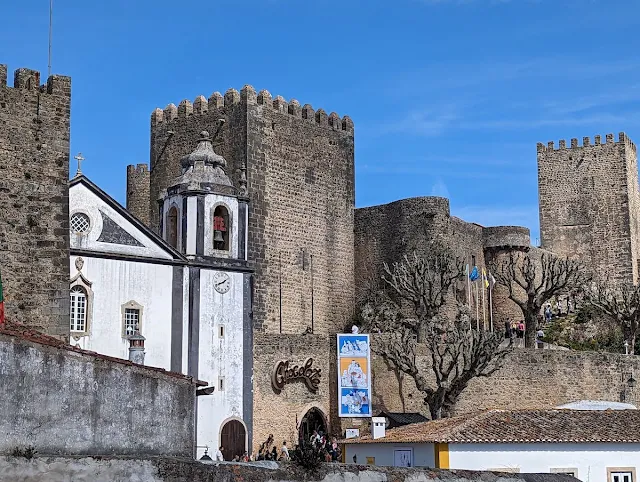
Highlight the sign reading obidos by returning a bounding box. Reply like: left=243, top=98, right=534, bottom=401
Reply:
left=337, top=334, right=372, bottom=417
left=271, top=358, right=321, bottom=393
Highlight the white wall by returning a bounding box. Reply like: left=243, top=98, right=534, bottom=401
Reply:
left=449, top=443, right=640, bottom=481
left=344, top=443, right=435, bottom=468
left=70, top=183, right=173, bottom=260
left=196, top=268, right=246, bottom=458
left=69, top=256, right=173, bottom=371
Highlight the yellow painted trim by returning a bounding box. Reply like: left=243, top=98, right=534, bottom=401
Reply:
left=434, top=443, right=449, bottom=469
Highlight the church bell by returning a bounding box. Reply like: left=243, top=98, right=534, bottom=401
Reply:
left=214, top=230, right=224, bottom=243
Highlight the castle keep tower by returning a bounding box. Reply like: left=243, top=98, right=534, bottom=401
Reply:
left=538, top=133, right=640, bottom=284
left=0, top=65, right=71, bottom=336
left=140, top=86, right=355, bottom=335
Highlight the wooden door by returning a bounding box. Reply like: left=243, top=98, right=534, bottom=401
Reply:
left=221, top=420, right=246, bottom=461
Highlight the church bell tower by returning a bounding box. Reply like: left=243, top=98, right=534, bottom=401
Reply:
left=159, top=129, right=248, bottom=262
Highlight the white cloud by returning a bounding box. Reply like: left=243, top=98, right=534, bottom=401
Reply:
left=430, top=179, right=450, bottom=198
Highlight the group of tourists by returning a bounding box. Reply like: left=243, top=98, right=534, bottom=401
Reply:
left=307, top=430, right=341, bottom=462
left=504, top=319, right=526, bottom=339
left=218, top=430, right=341, bottom=463
left=255, top=435, right=290, bottom=461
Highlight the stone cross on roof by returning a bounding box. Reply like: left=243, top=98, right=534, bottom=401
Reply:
left=73, top=153, right=85, bottom=177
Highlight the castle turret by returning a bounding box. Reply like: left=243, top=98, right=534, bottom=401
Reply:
left=0, top=64, right=71, bottom=337
left=126, top=164, right=150, bottom=225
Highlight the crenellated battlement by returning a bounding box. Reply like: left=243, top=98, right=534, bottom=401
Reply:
left=151, top=85, right=354, bottom=134
left=127, top=163, right=149, bottom=174
left=0, top=64, right=70, bottom=96
left=537, top=132, right=637, bottom=154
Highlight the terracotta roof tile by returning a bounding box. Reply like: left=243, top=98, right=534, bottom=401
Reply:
left=0, top=321, right=201, bottom=385
left=343, top=409, right=640, bottom=444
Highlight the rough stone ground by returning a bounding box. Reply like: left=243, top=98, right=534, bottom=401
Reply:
left=0, top=457, right=577, bottom=482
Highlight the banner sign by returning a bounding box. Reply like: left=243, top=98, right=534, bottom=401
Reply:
left=337, top=334, right=372, bottom=417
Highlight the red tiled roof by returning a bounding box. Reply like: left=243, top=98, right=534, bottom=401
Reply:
left=343, top=409, right=640, bottom=444
left=0, top=321, right=204, bottom=385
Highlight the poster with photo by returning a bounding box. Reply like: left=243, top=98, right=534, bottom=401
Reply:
left=337, top=334, right=372, bottom=417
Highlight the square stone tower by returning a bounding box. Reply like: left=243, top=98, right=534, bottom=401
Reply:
left=537, top=133, right=640, bottom=284
left=0, top=65, right=71, bottom=336
left=144, top=87, right=355, bottom=335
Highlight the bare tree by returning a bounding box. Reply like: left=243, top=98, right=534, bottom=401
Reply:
left=361, top=248, right=511, bottom=420
left=489, top=251, right=589, bottom=347
left=382, top=247, right=465, bottom=342
left=586, top=282, right=640, bottom=354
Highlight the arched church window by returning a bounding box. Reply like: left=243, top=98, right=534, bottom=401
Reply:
left=167, top=206, right=178, bottom=249
left=213, top=206, right=230, bottom=251
left=70, top=286, right=87, bottom=333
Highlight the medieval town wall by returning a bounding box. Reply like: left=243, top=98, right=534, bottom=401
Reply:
left=354, top=197, right=514, bottom=326
left=370, top=344, right=640, bottom=418
left=0, top=65, right=71, bottom=337
left=148, top=88, right=355, bottom=336
left=537, top=133, right=640, bottom=284
left=0, top=325, right=196, bottom=457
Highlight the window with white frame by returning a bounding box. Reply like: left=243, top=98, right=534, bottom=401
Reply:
left=610, top=471, right=635, bottom=482
left=121, top=300, right=143, bottom=337
left=124, top=308, right=140, bottom=336
left=70, top=286, right=87, bottom=333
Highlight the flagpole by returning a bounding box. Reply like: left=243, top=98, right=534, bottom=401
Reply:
left=48, top=0, right=53, bottom=77
left=475, top=281, right=479, bottom=330
left=489, top=284, right=493, bottom=332
left=482, top=276, right=486, bottom=330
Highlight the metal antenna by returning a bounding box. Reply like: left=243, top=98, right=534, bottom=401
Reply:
left=48, top=0, right=53, bottom=77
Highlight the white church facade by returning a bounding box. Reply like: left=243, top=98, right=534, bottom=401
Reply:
left=67, top=131, right=253, bottom=460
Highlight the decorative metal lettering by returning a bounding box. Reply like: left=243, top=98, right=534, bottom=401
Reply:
left=271, top=358, right=321, bottom=393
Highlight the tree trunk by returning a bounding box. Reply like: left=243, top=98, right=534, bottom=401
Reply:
left=525, top=311, right=537, bottom=348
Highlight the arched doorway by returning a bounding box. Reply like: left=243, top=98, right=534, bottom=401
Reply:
left=298, top=407, right=327, bottom=445
left=220, top=419, right=246, bottom=461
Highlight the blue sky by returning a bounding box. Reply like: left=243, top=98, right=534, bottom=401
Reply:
left=2, top=0, right=640, bottom=243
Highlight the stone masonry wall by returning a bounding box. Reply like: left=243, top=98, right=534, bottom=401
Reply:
left=0, top=65, right=71, bottom=337
left=371, top=342, right=640, bottom=417
left=537, top=133, right=639, bottom=284
left=149, top=87, right=355, bottom=335
left=252, top=333, right=336, bottom=453
left=0, top=326, right=195, bottom=457
left=354, top=197, right=488, bottom=325
left=0, top=456, right=573, bottom=482
left=126, top=163, right=150, bottom=225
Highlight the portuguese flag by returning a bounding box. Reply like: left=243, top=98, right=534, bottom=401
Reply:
left=0, top=269, right=4, bottom=325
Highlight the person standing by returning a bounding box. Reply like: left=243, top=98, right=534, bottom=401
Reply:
left=215, top=446, right=224, bottom=462
left=280, top=441, right=290, bottom=461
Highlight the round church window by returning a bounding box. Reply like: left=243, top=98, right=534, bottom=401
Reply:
left=70, top=212, right=91, bottom=234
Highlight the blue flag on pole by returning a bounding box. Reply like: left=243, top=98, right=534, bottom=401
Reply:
left=469, top=266, right=479, bottom=281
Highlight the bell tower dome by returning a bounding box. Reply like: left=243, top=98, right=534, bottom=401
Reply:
left=159, top=130, right=248, bottom=262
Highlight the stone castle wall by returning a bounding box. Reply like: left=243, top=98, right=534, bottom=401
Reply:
left=0, top=65, right=70, bottom=337
left=148, top=88, right=354, bottom=335
left=354, top=198, right=530, bottom=328
left=537, top=133, right=640, bottom=284
left=371, top=344, right=640, bottom=417
left=252, top=333, right=337, bottom=453
left=126, top=163, right=150, bottom=225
